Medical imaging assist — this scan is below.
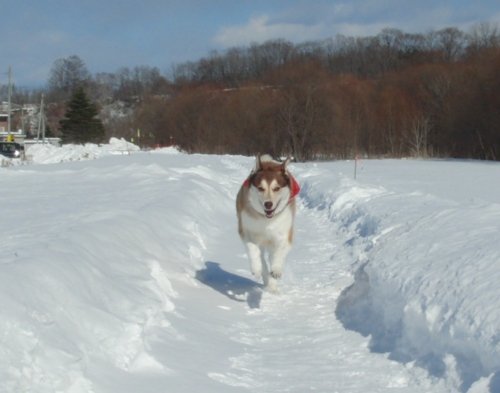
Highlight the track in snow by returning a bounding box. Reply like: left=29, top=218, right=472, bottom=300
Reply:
left=188, top=160, right=446, bottom=393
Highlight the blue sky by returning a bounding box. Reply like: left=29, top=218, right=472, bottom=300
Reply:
left=2, top=0, right=500, bottom=87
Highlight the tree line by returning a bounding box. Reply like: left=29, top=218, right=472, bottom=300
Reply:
left=3, top=23, right=500, bottom=160
left=144, top=23, right=500, bottom=160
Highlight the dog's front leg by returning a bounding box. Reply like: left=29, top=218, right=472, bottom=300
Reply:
left=269, top=241, right=291, bottom=279
left=245, top=242, right=263, bottom=279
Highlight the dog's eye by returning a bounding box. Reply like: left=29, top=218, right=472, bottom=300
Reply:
left=272, top=187, right=281, bottom=192
left=257, top=186, right=265, bottom=192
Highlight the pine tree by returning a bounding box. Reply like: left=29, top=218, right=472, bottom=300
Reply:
left=59, top=87, right=105, bottom=144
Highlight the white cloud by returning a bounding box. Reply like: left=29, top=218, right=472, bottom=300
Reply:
left=213, top=0, right=500, bottom=50
left=334, top=22, right=390, bottom=37
left=37, top=30, right=67, bottom=45
left=213, top=15, right=331, bottom=47
left=213, top=12, right=395, bottom=49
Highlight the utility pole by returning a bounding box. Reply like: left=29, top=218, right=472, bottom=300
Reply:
left=37, top=93, right=46, bottom=142
left=42, top=93, right=46, bottom=142
left=7, top=66, right=12, bottom=133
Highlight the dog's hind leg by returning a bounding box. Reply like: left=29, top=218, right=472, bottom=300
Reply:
left=245, top=242, right=263, bottom=279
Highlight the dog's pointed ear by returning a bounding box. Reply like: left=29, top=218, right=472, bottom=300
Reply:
left=255, top=154, right=263, bottom=171
left=281, top=157, right=291, bottom=171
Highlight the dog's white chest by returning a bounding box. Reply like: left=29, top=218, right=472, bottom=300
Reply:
left=240, top=207, right=293, bottom=246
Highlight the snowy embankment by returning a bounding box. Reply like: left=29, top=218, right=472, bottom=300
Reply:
left=0, top=143, right=499, bottom=392
left=297, top=160, right=500, bottom=392
left=24, top=137, right=142, bottom=164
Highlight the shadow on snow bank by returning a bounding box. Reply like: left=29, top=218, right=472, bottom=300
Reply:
left=335, top=263, right=499, bottom=393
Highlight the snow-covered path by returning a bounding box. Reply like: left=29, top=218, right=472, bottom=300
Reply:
left=1, top=148, right=499, bottom=392
left=185, top=158, right=447, bottom=393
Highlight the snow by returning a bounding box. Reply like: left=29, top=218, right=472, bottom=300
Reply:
left=22, top=138, right=141, bottom=165
left=0, top=142, right=499, bottom=393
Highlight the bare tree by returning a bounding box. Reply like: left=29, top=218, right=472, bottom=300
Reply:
left=406, top=115, right=431, bottom=157
left=48, top=55, right=91, bottom=101
left=468, top=22, right=500, bottom=51
left=431, top=27, right=467, bottom=61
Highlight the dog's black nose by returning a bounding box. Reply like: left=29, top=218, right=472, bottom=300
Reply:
left=264, top=201, right=273, bottom=210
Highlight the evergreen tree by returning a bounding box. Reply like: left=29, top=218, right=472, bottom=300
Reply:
left=59, top=87, right=105, bottom=144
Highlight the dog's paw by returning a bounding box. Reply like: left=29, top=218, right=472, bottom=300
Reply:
left=265, top=282, right=280, bottom=294
left=270, top=270, right=282, bottom=279
left=251, top=266, right=262, bottom=279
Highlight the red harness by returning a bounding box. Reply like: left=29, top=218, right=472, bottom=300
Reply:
left=243, top=173, right=301, bottom=202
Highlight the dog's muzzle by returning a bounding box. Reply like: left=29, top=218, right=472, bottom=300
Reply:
left=264, top=201, right=277, bottom=218
left=264, top=207, right=276, bottom=218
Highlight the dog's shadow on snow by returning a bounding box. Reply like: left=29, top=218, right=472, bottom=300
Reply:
left=196, top=261, right=263, bottom=309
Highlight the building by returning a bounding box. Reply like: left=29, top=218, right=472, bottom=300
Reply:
left=0, top=110, right=9, bottom=132
left=0, top=101, right=30, bottom=143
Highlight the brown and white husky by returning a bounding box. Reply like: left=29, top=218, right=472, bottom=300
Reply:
left=236, top=154, right=300, bottom=291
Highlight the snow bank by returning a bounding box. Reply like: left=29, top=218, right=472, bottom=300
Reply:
left=299, top=159, right=500, bottom=392
left=2, top=139, right=183, bottom=167
left=24, top=137, right=140, bottom=164
left=150, top=146, right=182, bottom=155
left=0, top=152, right=242, bottom=392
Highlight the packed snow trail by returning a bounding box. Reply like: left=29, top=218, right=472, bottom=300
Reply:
left=189, top=158, right=448, bottom=393
left=200, top=203, right=440, bottom=392
left=1, top=148, right=499, bottom=392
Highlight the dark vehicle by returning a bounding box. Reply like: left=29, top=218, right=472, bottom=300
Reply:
left=0, top=142, right=25, bottom=158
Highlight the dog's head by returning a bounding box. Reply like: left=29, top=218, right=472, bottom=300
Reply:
left=247, top=155, right=292, bottom=218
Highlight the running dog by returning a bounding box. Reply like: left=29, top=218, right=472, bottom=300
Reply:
left=236, top=155, right=300, bottom=291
